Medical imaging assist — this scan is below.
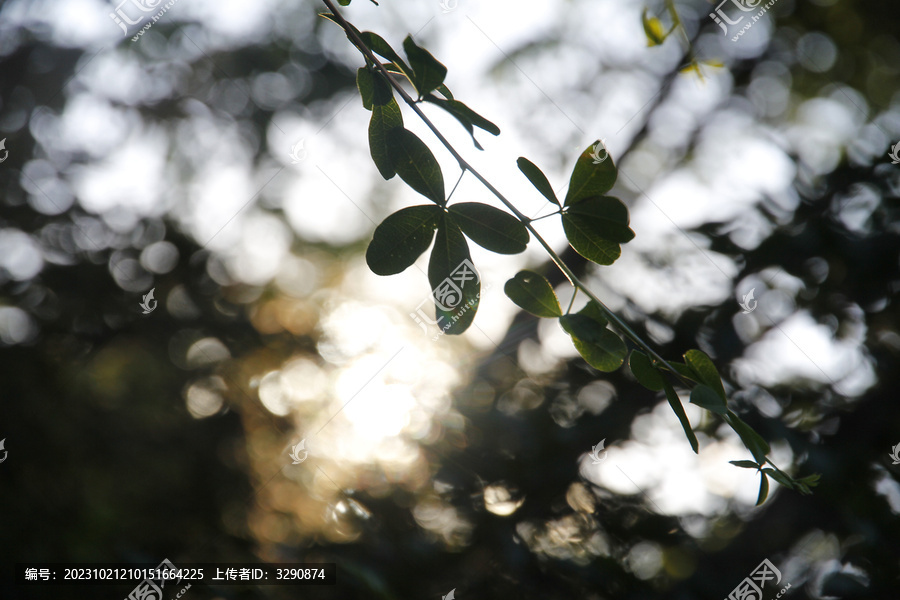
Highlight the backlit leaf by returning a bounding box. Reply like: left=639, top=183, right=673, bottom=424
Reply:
left=562, top=197, right=634, bottom=266
left=689, top=384, right=727, bottom=415
left=564, top=143, right=618, bottom=205
left=684, top=349, right=726, bottom=401
left=517, top=157, right=559, bottom=207
left=629, top=350, right=665, bottom=391
left=403, top=36, right=448, bottom=97
left=642, top=9, right=667, bottom=46
left=756, top=472, right=770, bottom=505
left=449, top=202, right=528, bottom=254
left=504, top=271, right=561, bottom=318
left=357, top=67, right=392, bottom=110
left=428, top=215, right=479, bottom=335
left=368, top=98, right=403, bottom=179
left=663, top=381, right=699, bottom=453
left=389, top=128, right=445, bottom=205
left=359, top=31, right=414, bottom=82
left=559, top=314, right=626, bottom=372
left=424, top=95, right=500, bottom=150
left=724, top=411, right=770, bottom=465
left=365, top=205, right=441, bottom=275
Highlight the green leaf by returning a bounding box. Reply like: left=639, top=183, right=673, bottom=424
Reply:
left=794, top=473, right=821, bottom=494
left=338, top=0, right=351, bottom=5
left=689, top=384, right=727, bottom=415
left=449, top=202, right=528, bottom=254
left=436, top=83, right=454, bottom=100
left=684, top=349, right=726, bottom=401
left=559, top=314, right=626, bottom=372
left=564, top=197, right=635, bottom=243
left=357, top=67, right=392, bottom=111
left=359, top=32, right=414, bottom=82
left=724, top=411, right=770, bottom=464
left=577, top=301, right=608, bottom=328
left=365, top=205, right=441, bottom=275
left=756, top=472, right=770, bottom=506
left=503, top=271, right=562, bottom=318
left=424, top=95, right=500, bottom=150
left=428, top=216, right=479, bottom=335
left=667, top=361, right=702, bottom=383
left=564, top=142, right=618, bottom=206
left=663, top=381, right=699, bottom=453
left=629, top=350, right=664, bottom=391
left=517, top=157, right=559, bottom=207
left=641, top=9, right=667, bottom=46
left=762, top=468, right=794, bottom=489
left=730, top=460, right=761, bottom=469
left=562, top=197, right=634, bottom=266
left=368, top=98, right=403, bottom=179
left=389, top=128, right=445, bottom=205
left=403, top=36, right=448, bottom=97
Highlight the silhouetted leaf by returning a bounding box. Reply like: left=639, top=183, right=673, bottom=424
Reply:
left=368, top=98, right=403, bottom=179
left=429, top=215, right=479, bottom=335
left=756, top=472, right=769, bottom=505
left=449, top=202, right=528, bottom=254
left=559, top=314, right=626, bottom=372
left=504, top=271, right=561, bottom=318
left=403, top=36, right=448, bottom=96
left=517, top=157, right=559, bottom=207
left=357, top=67, right=392, bottom=110
left=663, top=381, right=699, bottom=453
left=724, top=411, right=770, bottom=464
left=562, top=197, right=634, bottom=265
left=359, top=31, right=414, bottom=81
left=389, top=128, right=445, bottom=205
left=667, top=361, right=701, bottom=383
left=689, top=384, right=727, bottom=415
left=365, top=205, right=441, bottom=275
left=629, top=350, right=664, bottom=391
left=424, top=95, right=500, bottom=149
left=762, top=468, right=794, bottom=488
left=564, top=143, right=618, bottom=205
left=730, top=460, right=761, bottom=469
left=436, top=83, right=453, bottom=100
left=684, top=349, right=726, bottom=401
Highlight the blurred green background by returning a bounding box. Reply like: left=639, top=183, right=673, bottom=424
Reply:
left=1, top=0, right=899, bottom=598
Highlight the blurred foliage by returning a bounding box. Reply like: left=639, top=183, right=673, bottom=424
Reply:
left=1, top=1, right=900, bottom=599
